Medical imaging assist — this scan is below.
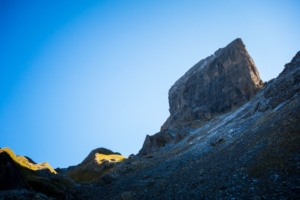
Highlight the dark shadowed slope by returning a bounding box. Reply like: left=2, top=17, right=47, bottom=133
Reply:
left=94, top=47, right=300, bottom=200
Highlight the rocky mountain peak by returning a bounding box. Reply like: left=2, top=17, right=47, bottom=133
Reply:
left=1, top=43, right=300, bottom=200
left=162, top=38, right=263, bottom=130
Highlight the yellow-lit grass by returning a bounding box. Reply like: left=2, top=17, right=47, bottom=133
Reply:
left=0, top=147, right=57, bottom=174
left=95, top=153, right=125, bottom=164
left=67, top=153, right=125, bottom=182
left=0, top=147, right=73, bottom=198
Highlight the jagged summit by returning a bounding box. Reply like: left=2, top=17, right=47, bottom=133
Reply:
left=162, top=38, right=263, bottom=130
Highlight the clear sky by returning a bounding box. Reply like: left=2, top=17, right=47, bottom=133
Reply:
left=0, top=0, right=299, bottom=168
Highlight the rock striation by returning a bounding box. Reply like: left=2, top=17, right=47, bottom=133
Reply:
left=162, top=38, right=263, bottom=130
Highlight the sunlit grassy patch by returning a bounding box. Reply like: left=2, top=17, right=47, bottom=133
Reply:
left=0, top=147, right=57, bottom=174
left=66, top=153, right=125, bottom=182
left=0, top=147, right=75, bottom=198
left=95, top=153, right=125, bottom=164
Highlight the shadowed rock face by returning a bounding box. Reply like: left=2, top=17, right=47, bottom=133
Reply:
left=162, top=38, right=263, bottom=130
left=0, top=151, right=28, bottom=190
left=0, top=148, right=74, bottom=199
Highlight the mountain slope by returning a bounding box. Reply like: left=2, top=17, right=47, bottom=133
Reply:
left=77, top=44, right=300, bottom=199
left=1, top=40, right=299, bottom=199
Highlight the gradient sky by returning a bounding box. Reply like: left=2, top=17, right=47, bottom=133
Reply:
left=1, top=0, right=299, bottom=168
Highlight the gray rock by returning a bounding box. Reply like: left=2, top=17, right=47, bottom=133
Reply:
left=139, top=38, right=263, bottom=155
left=162, top=38, right=263, bottom=130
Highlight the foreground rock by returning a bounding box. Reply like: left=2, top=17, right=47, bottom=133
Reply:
left=0, top=189, right=52, bottom=200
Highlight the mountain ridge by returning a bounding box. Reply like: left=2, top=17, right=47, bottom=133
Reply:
left=1, top=39, right=300, bottom=199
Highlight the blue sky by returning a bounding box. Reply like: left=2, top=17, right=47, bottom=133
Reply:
left=0, top=0, right=299, bottom=168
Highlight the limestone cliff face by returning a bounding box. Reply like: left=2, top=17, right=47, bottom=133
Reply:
left=162, top=38, right=263, bottom=130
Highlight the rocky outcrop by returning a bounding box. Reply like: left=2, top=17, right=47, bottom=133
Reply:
left=66, top=147, right=125, bottom=182
left=138, top=127, right=190, bottom=155
left=162, top=38, right=263, bottom=130
left=139, top=38, right=263, bottom=155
